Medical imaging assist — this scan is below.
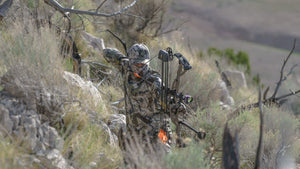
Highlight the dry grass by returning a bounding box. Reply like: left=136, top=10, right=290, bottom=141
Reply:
left=63, top=123, right=122, bottom=169
left=0, top=2, right=299, bottom=169
left=0, top=17, right=122, bottom=168
left=0, top=137, right=23, bottom=169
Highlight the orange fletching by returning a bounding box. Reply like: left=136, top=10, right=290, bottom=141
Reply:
left=158, top=129, right=168, bottom=144
left=133, top=72, right=141, bottom=78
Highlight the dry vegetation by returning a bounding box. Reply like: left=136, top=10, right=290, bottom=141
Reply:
left=0, top=0, right=299, bottom=168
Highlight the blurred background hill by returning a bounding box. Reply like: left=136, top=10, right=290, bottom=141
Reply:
left=168, top=0, right=300, bottom=87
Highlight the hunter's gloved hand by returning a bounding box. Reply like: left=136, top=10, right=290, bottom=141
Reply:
left=103, top=48, right=126, bottom=63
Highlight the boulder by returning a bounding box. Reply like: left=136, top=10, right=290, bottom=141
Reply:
left=81, top=31, right=105, bottom=53
left=223, top=70, right=247, bottom=89
left=208, top=80, right=235, bottom=107
left=63, top=71, right=105, bottom=108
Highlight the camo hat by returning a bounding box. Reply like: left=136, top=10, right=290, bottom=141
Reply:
left=128, top=44, right=150, bottom=65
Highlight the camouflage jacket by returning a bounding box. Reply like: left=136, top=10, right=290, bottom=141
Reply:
left=103, top=48, right=171, bottom=144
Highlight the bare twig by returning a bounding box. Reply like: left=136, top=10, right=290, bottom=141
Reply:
left=263, top=86, right=269, bottom=100
left=96, top=76, right=108, bottom=87
left=96, top=0, right=108, bottom=13
left=254, top=79, right=263, bottom=169
left=271, top=39, right=296, bottom=99
left=106, top=29, right=128, bottom=55
left=275, top=89, right=300, bottom=101
left=232, top=39, right=299, bottom=115
left=44, top=0, right=137, bottom=17
left=281, top=63, right=299, bottom=82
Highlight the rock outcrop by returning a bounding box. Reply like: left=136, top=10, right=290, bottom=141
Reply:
left=0, top=93, right=73, bottom=169
left=0, top=68, right=122, bottom=168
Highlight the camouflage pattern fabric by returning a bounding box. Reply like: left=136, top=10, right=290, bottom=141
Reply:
left=128, top=44, right=150, bottom=65
left=103, top=45, right=173, bottom=148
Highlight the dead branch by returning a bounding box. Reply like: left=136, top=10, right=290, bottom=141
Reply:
left=96, top=0, right=108, bottom=13
left=275, top=89, right=300, bottom=101
left=254, top=81, right=263, bottom=169
left=44, top=0, right=137, bottom=17
left=232, top=40, right=299, bottom=115
left=271, top=39, right=296, bottom=99
left=281, top=63, right=299, bottom=83
left=263, top=86, right=269, bottom=100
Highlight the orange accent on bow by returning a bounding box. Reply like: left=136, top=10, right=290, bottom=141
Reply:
left=158, top=129, right=168, bottom=144
left=133, top=72, right=141, bottom=78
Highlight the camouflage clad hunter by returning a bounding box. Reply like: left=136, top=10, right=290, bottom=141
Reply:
left=103, top=44, right=172, bottom=147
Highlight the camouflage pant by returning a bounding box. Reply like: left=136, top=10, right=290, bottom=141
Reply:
left=119, top=113, right=172, bottom=152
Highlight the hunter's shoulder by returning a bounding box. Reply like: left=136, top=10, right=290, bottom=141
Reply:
left=146, top=70, right=161, bottom=83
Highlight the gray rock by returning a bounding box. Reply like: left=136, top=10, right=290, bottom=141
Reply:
left=48, top=125, right=64, bottom=150
left=10, top=115, right=20, bottom=130
left=0, top=104, right=13, bottom=133
left=81, top=31, right=105, bottom=53
left=63, top=71, right=106, bottom=109
left=99, top=120, right=117, bottom=146
left=223, top=70, right=247, bottom=89
left=0, top=81, right=72, bottom=168
left=108, top=114, right=126, bottom=135
left=208, top=80, right=235, bottom=107
left=89, top=162, right=97, bottom=168
left=43, top=149, right=74, bottom=169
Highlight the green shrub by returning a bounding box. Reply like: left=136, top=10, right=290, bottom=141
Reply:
left=165, top=143, right=210, bottom=169
left=206, top=47, right=251, bottom=73
left=207, top=47, right=222, bottom=56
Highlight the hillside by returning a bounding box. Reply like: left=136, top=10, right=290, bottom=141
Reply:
left=169, top=0, right=300, bottom=87
left=0, top=0, right=299, bottom=169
